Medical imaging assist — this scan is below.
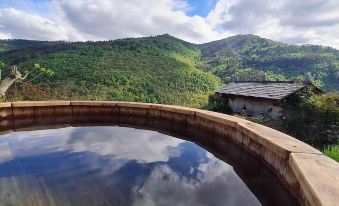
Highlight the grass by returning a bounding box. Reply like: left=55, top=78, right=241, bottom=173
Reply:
left=323, top=145, right=339, bottom=162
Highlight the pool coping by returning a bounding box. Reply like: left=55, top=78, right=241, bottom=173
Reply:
left=0, top=101, right=338, bottom=206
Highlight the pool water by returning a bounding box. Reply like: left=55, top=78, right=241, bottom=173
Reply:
left=0, top=126, right=299, bottom=206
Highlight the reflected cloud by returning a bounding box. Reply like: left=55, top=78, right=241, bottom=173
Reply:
left=66, top=126, right=184, bottom=163
left=0, top=126, right=262, bottom=206
left=0, top=142, right=12, bottom=164
left=131, top=157, right=260, bottom=206
left=0, top=126, right=184, bottom=163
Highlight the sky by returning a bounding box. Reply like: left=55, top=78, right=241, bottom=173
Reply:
left=0, top=0, right=338, bottom=48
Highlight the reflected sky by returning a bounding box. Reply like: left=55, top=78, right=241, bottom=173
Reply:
left=0, top=126, right=261, bottom=206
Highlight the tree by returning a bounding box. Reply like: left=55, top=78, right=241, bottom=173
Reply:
left=0, top=61, right=4, bottom=80
left=0, top=63, right=54, bottom=97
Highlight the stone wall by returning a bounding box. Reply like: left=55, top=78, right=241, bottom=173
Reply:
left=228, top=97, right=282, bottom=119
left=0, top=101, right=338, bottom=206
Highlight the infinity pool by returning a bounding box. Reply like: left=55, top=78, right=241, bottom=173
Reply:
left=0, top=126, right=299, bottom=206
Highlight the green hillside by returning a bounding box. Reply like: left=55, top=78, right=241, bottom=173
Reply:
left=0, top=35, right=222, bottom=108
left=200, top=34, right=339, bottom=91
left=0, top=39, right=55, bottom=52
left=0, top=34, right=338, bottom=107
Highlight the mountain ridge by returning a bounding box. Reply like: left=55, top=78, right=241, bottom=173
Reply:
left=1, top=34, right=338, bottom=51
left=0, top=34, right=337, bottom=106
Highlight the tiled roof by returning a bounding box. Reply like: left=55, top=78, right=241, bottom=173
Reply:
left=215, top=81, right=305, bottom=100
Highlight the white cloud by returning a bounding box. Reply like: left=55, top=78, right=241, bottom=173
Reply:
left=206, top=0, right=339, bottom=48
left=0, top=8, right=69, bottom=40
left=0, top=32, right=12, bottom=39
left=52, top=0, right=222, bottom=43
left=0, top=0, right=338, bottom=48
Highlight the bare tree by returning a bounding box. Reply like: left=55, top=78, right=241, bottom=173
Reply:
left=0, top=63, right=54, bottom=97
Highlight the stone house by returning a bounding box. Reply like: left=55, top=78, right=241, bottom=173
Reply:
left=212, top=80, right=323, bottom=119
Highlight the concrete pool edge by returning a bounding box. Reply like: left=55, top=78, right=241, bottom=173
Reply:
left=0, top=101, right=338, bottom=206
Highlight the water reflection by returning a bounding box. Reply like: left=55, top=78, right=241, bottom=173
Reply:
left=0, top=126, right=261, bottom=206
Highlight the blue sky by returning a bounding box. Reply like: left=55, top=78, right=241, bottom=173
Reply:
left=185, top=0, right=218, bottom=17
left=0, top=0, right=52, bottom=14
left=0, top=0, right=217, bottom=17
left=0, top=0, right=338, bottom=48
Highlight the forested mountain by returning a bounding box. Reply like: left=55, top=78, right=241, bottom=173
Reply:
left=200, top=34, right=339, bottom=91
left=0, top=35, right=221, bottom=107
left=0, top=34, right=338, bottom=107
left=0, top=39, right=56, bottom=52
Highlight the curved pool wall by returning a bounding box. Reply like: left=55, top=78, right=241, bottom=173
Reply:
left=0, top=101, right=338, bottom=206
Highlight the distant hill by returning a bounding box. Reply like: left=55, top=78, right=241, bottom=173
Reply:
left=0, top=34, right=338, bottom=106
left=0, top=39, right=56, bottom=52
left=199, top=34, right=339, bottom=91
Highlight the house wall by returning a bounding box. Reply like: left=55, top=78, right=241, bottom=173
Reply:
left=228, top=97, right=282, bottom=119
